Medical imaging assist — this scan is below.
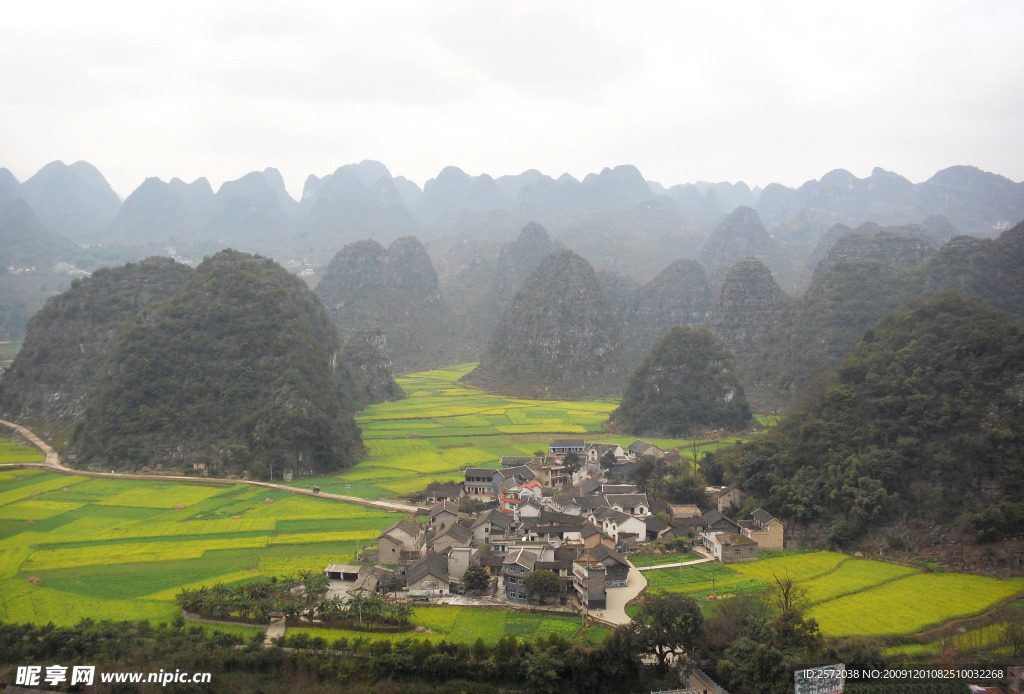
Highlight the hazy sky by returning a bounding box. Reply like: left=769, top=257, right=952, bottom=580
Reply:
left=3, top=0, right=1023, bottom=199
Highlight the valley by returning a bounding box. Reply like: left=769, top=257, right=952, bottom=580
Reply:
left=0, top=365, right=1019, bottom=667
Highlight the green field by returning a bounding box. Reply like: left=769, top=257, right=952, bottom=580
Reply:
left=0, top=469, right=400, bottom=626
left=283, top=606, right=604, bottom=646
left=287, top=363, right=742, bottom=498
left=643, top=551, right=1024, bottom=637
left=0, top=437, right=45, bottom=465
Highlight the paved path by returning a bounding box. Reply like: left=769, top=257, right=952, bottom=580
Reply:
left=588, top=564, right=648, bottom=625
left=264, top=617, right=286, bottom=647
left=635, top=556, right=713, bottom=572
left=0, top=418, right=427, bottom=515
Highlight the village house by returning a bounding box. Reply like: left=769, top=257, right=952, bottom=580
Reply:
left=406, top=551, right=451, bottom=594
left=428, top=523, right=475, bottom=554
left=585, top=544, right=631, bottom=586
left=604, top=493, right=650, bottom=516
left=592, top=507, right=648, bottom=545
left=498, top=478, right=544, bottom=515
left=469, top=508, right=516, bottom=548
left=669, top=504, right=702, bottom=522
left=586, top=442, right=625, bottom=465
left=424, top=481, right=463, bottom=504
left=500, top=455, right=535, bottom=468
left=572, top=554, right=607, bottom=609
left=528, top=456, right=573, bottom=488
left=447, top=546, right=480, bottom=584
left=702, top=530, right=758, bottom=563
left=548, top=438, right=585, bottom=458
left=601, top=484, right=638, bottom=495
left=516, top=497, right=544, bottom=521
left=502, top=547, right=538, bottom=603
left=463, top=467, right=496, bottom=499
left=702, top=509, right=741, bottom=535
left=740, top=508, right=785, bottom=550
left=428, top=501, right=459, bottom=530
left=377, top=520, right=423, bottom=563
left=707, top=484, right=742, bottom=512
left=628, top=440, right=665, bottom=460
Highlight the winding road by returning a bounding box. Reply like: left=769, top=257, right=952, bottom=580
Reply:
left=0, top=418, right=428, bottom=515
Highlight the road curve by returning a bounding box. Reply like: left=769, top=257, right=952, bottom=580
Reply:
left=0, top=418, right=427, bottom=515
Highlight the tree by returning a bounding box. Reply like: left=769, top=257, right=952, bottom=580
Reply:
left=663, top=474, right=710, bottom=506
left=458, top=496, right=486, bottom=515
left=1004, top=618, right=1024, bottom=657
left=766, top=570, right=807, bottom=612
left=524, top=569, right=562, bottom=605
left=562, top=451, right=582, bottom=476
left=462, top=564, right=491, bottom=594
left=633, top=593, right=706, bottom=674
left=600, top=450, right=617, bottom=470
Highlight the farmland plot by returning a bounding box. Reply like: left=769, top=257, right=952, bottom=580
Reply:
left=0, top=473, right=403, bottom=626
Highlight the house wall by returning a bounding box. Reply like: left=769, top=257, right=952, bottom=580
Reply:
left=743, top=521, right=784, bottom=550
left=431, top=510, right=458, bottom=530
left=379, top=535, right=404, bottom=563
left=430, top=533, right=468, bottom=554
left=409, top=574, right=447, bottom=594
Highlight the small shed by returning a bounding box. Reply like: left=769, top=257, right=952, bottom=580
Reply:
left=324, top=564, right=362, bottom=582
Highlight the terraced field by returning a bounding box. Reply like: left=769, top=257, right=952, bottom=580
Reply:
left=643, top=551, right=1024, bottom=637
left=289, top=363, right=739, bottom=498
left=0, top=468, right=401, bottom=626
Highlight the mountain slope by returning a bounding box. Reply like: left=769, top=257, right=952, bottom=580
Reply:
left=610, top=325, right=752, bottom=437
left=465, top=249, right=627, bottom=398
left=72, top=250, right=364, bottom=475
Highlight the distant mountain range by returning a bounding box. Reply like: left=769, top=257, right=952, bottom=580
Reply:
left=3, top=160, right=1022, bottom=268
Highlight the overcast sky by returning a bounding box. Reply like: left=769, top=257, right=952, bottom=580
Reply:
left=3, top=0, right=1023, bottom=199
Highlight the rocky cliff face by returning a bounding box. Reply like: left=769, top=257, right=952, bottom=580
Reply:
left=465, top=249, right=627, bottom=398
left=749, top=231, right=934, bottom=408
left=0, top=256, right=193, bottom=427
left=618, top=258, right=712, bottom=363
left=610, top=325, right=752, bottom=437
left=700, top=207, right=781, bottom=288
left=707, top=257, right=789, bottom=351
left=342, top=329, right=405, bottom=406
left=315, top=236, right=456, bottom=373
left=706, top=257, right=791, bottom=408
left=494, top=222, right=564, bottom=310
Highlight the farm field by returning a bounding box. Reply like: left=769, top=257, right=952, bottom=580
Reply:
left=643, top=551, right=1024, bottom=637
left=283, top=606, right=606, bottom=646
left=0, top=468, right=402, bottom=626
left=288, top=363, right=758, bottom=499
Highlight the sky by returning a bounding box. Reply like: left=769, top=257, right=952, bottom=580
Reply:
left=2, top=0, right=1023, bottom=200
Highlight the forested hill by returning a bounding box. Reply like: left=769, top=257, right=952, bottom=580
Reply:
left=0, top=256, right=192, bottom=426
left=718, top=293, right=1024, bottom=543
left=609, top=325, right=752, bottom=437
left=65, top=250, right=365, bottom=477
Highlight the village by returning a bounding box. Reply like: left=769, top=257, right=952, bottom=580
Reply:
left=323, top=438, right=785, bottom=618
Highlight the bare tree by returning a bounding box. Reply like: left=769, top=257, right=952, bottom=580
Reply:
left=766, top=569, right=807, bottom=612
